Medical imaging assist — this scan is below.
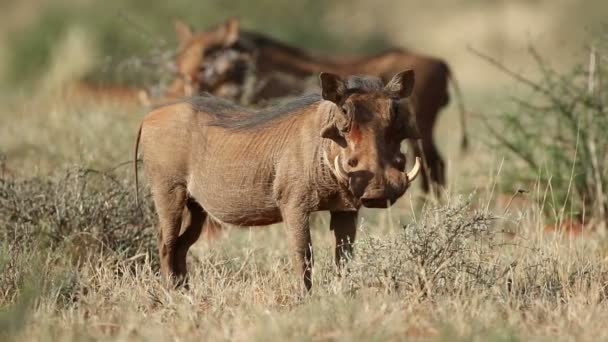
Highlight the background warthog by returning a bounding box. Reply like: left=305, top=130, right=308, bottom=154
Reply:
left=168, top=18, right=467, bottom=195
left=134, top=71, right=421, bottom=290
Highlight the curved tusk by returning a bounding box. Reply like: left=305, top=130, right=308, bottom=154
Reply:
left=334, top=155, right=349, bottom=183
left=406, top=157, right=422, bottom=182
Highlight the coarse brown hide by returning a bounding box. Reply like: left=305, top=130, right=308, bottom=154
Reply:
left=170, top=18, right=467, bottom=194
left=134, top=71, right=422, bottom=291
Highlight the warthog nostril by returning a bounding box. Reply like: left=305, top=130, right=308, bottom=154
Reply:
left=347, top=158, right=358, bottom=168
left=361, top=188, right=385, bottom=200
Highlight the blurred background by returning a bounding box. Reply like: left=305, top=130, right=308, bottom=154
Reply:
left=0, top=0, right=605, bottom=102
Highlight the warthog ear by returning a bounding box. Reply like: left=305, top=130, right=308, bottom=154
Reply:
left=320, top=72, right=350, bottom=147
left=320, top=104, right=351, bottom=148
left=175, top=20, right=194, bottom=47
left=217, top=17, right=240, bottom=47
left=319, top=72, right=346, bottom=104
left=384, top=70, right=415, bottom=98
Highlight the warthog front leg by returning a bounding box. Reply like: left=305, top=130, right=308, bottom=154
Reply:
left=330, top=211, right=357, bottom=267
left=282, top=206, right=313, bottom=292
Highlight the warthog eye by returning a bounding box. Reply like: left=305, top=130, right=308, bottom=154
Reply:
left=394, top=154, right=406, bottom=171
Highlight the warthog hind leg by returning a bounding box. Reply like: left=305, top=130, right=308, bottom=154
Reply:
left=411, top=140, right=444, bottom=196
left=152, top=183, right=196, bottom=287
left=175, top=198, right=205, bottom=284
left=424, top=139, right=445, bottom=196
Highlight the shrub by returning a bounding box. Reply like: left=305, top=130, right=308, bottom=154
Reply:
left=339, top=196, right=608, bottom=305
left=0, top=166, right=157, bottom=262
left=477, top=46, right=608, bottom=225
left=341, top=196, right=500, bottom=297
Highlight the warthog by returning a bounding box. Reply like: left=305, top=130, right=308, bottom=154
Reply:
left=134, top=71, right=422, bottom=290
left=169, top=18, right=466, bottom=194
left=163, top=19, right=240, bottom=99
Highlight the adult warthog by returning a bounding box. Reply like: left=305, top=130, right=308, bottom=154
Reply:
left=169, top=18, right=466, bottom=194
left=134, top=71, right=421, bottom=291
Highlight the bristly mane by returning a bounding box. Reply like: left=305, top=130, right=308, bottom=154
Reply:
left=189, top=75, right=386, bottom=130
left=189, top=93, right=321, bottom=130
left=344, top=75, right=384, bottom=93
left=236, top=31, right=311, bottom=58
left=235, top=31, right=408, bottom=66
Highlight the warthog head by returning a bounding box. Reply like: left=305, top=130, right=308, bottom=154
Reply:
left=198, top=48, right=251, bottom=99
left=320, top=71, right=421, bottom=208
left=169, top=18, right=241, bottom=94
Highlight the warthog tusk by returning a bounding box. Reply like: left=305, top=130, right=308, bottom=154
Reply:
left=334, top=155, right=349, bottom=183
left=406, top=157, right=422, bottom=182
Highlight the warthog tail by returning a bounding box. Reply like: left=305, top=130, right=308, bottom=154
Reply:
left=447, top=69, right=468, bottom=151
left=134, top=123, right=143, bottom=208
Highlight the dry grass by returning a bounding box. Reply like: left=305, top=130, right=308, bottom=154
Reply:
left=3, top=173, right=608, bottom=341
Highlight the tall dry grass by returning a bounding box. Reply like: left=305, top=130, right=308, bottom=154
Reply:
left=2, top=171, right=608, bottom=341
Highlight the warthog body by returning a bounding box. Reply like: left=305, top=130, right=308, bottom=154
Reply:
left=169, top=18, right=466, bottom=194
left=135, top=71, right=421, bottom=290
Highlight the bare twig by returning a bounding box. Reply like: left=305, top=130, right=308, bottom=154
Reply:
left=467, top=46, right=550, bottom=96
left=117, top=10, right=168, bottom=47
left=586, top=46, right=607, bottom=229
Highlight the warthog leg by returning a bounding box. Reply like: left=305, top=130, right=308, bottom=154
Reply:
left=152, top=184, right=203, bottom=287
left=282, top=206, right=313, bottom=292
left=410, top=119, right=445, bottom=196
left=175, top=198, right=205, bottom=279
left=330, top=211, right=357, bottom=267
left=423, top=139, right=445, bottom=196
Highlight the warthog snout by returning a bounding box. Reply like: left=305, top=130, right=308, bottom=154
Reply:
left=336, top=155, right=422, bottom=208
left=361, top=157, right=422, bottom=208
